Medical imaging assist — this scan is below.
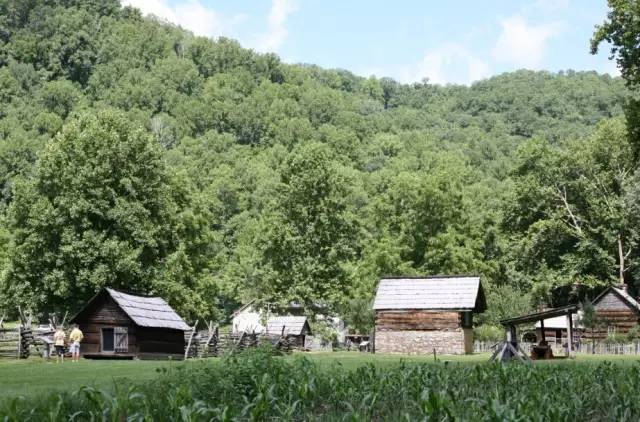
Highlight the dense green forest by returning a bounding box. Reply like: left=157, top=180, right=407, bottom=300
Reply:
left=0, top=0, right=635, bottom=329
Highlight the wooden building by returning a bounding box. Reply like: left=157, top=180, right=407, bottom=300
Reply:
left=231, top=300, right=265, bottom=335
left=533, top=315, right=580, bottom=345
left=372, top=276, right=486, bottom=355
left=265, top=316, right=311, bottom=348
left=586, top=285, right=640, bottom=339
left=70, top=288, right=190, bottom=359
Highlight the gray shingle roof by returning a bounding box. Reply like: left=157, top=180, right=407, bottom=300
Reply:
left=373, top=276, right=484, bottom=311
left=106, top=288, right=191, bottom=331
left=265, top=316, right=310, bottom=336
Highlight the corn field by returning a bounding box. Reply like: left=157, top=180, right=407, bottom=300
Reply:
left=3, top=347, right=640, bottom=421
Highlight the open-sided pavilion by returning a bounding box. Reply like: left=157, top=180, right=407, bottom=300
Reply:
left=492, top=304, right=580, bottom=362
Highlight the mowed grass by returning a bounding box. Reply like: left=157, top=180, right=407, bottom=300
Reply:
left=0, top=358, right=180, bottom=397
left=2, top=351, right=640, bottom=398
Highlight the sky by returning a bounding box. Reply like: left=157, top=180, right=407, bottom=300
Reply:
left=121, top=0, right=619, bottom=85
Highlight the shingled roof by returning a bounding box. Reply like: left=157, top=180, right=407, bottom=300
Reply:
left=72, top=288, right=191, bottom=331
left=265, top=316, right=311, bottom=336
left=373, top=276, right=486, bottom=312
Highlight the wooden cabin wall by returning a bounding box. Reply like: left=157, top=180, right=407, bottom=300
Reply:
left=585, top=291, right=640, bottom=339
left=376, top=311, right=460, bottom=330
left=76, top=295, right=138, bottom=355
left=137, top=327, right=185, bottom=356
left=375, top=310, right=470, bottom=355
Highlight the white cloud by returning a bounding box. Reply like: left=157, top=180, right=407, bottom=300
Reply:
left=397, top=43, right=491, bottom=85
left=492, top=16, right=562, bottom=68
left=254, top=0, right=298, bottom=52
left=121, top=0, right=244, bottom=38
left=121, top=0, right=296, bottom=53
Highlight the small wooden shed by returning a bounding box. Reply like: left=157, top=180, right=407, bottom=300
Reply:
left=70, top=288, right=190, bottom=359
left=372, top=276, right=486, bottom=355
left=265, top=316, right=312, bottom=348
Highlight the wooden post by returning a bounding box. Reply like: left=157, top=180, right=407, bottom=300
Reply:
left=60, top=311, right=68, bottom=328
left=17, top=326, right=21, bottom=359
left=540, top=319, right=546, bottom=343
left=184, top=320, right=198, bottom=360
left=566, top=312, right=574, bottom=357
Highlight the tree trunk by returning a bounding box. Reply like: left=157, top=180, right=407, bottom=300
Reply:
left=618, top=233, right=625, bottom=285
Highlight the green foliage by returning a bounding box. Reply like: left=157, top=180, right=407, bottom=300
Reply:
left=0, top=0, right=632, bottom=322
left=604, top=332, right=628, bottom=345
left=1, top=110, right=220, bottom=319
left=476, top=285, right=533, bottom=326
left=592, top=0, right=640, bottom=86
left=339, top=297, right=375, bottom=334
left=626, top=325, right=640, bottom=341
left=4, top=350, right=640, bottom=419
left=505, top=118, right=636, bottom=303
left=473, top=325, right=504, bottom=342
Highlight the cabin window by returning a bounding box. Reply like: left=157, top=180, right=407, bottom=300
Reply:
left=101, top=327, right=128, bottom=353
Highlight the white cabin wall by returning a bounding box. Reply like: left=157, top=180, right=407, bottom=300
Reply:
left=232, top=306, right=266, bottom=334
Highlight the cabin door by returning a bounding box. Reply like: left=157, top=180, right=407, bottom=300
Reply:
left=102, top=328, right=115, bottom=352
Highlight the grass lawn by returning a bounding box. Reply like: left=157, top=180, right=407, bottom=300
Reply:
left=2, top=351, right=640, bottom=398
left=0, top=358, right=185, bottom=398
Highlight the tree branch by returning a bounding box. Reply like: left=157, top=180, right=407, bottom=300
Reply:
left=554, top=185, right=583, bottom=236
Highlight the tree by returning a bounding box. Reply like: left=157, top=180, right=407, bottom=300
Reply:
left=256, top=142, right=359, bottom=308
left=1, top=110, right=177, bottom=315
left=592, top=0, right=640, bottom=155
left=505, top=119, right=636, bottom=302
left=579, top=299, right=603, bottom=352
left=591, top=0, right=640, bottom=86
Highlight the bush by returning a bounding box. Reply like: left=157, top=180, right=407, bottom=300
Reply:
left=627, top=326, right=640, bottom=342
left=473, top=325, right=504, bottom=342
left=605, top=332, right=629, bottom=345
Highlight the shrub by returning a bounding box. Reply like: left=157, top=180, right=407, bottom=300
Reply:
left=604, top=332, right=628, bottom=345
left=473, top=324, right=504, bottom=342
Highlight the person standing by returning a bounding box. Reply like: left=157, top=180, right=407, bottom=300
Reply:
left=69, top=324, right=84, bottom=362
left=53, top=327, right=66, bottom=363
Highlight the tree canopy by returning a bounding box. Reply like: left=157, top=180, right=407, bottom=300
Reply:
left=0, top=0, right=633, bottom=322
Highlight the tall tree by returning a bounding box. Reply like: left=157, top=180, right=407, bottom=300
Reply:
left=505, top=118, right=636, bottom=302
left=256, top=142, right=359, bottom=308
left=592, top=0, right=640, bottom=155
left=1, top=110, right=177, bottom=314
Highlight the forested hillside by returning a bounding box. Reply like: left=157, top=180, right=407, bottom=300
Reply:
left=0, top=0, right=632, bottom=326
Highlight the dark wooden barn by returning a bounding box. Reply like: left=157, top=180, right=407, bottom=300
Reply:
left=70, top=288, right=190, bottom=359
left=372, top=276, right=486, bottom=355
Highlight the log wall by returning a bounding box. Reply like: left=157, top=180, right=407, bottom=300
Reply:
left=374, top=310, right=472, bottom=354
left=78, top=295, right=138, bottom=356
left=586, top=291, right=640, bottom=339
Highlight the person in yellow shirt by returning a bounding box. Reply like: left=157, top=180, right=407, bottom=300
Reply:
left=68, top=324, right=83, bottom=362
left=53, top=327, right=66, bottom=363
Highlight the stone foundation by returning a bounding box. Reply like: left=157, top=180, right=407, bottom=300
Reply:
left=375, top=329, right=473, bottom=355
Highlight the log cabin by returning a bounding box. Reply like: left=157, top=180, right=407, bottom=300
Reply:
left=372, top=276, right=486, bottom=354
left=584, top=284, right=640, bottom=339
left=70, top=288, right=190, bottom=359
